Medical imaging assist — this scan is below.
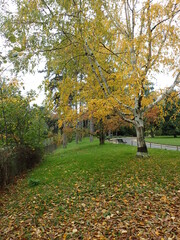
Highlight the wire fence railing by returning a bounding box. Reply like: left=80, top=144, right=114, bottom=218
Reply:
left=108, top=138, right=180, bottom=151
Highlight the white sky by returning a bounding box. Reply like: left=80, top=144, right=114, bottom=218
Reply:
left=21, top=72, right=46, bottom=106
left=0, top=42, right=45, bottom=105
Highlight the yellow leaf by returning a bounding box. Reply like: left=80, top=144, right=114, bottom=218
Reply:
left=155, top=231, right=159, bottom=236
left=63, top=233, right=67, bottom=240
left=160, top=195, right=167, bottom=203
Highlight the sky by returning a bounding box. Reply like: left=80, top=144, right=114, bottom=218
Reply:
left=21, top=71, right=46, bottom=106
left=0, top=39, right=45, bottom=105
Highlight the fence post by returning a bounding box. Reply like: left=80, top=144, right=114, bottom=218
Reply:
left=150, top=142, right=151, bottom=148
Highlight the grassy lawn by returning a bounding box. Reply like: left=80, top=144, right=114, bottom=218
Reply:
left=1, top=139, right=180, bottom=239
left=145, top=136, right=180, bottom=146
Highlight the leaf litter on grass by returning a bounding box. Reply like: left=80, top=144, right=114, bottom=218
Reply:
left=1, top=141, right=180, bottom=239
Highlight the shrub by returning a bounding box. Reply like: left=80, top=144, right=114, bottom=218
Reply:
left=0, top=146, right=42, bottom=188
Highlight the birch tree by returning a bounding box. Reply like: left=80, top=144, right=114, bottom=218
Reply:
left=1, top=0, right=180, bottom=156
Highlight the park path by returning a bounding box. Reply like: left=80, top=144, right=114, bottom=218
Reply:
left=110, top=137, right=180, bottom=151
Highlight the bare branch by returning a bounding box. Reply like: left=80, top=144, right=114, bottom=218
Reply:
left=41, top=0, right=54, bottom=16
left=151, top=9, right=180, bottom=32
left=37, top=43, right=73, bottom=53
left=150, top=13, right=175, bottom=69
left=61, top=54, right=87, bottom=71
left=113, top=96, right=134, bottom=112
left=85, top=42, right=111, bottom=95
left=100, top=42, right=120, bottom=57
left=103, top=2, right=129, bottom=37
left=124, top=1, right=131, bottom=37
left=127, top=0, right=133, bottom=12
left=145, top=0, right=152, bottom=73
left=84, top=45, right=107, bottom=97
left=144, top=72, right=180, bottom=112
left=114, top=108, right=135, bottom=124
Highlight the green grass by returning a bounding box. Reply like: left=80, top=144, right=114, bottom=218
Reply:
left=146, top=136, right=180, bottom=145
left=1, top=139, right=180, bottom=239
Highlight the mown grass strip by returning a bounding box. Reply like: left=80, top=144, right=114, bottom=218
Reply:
left=145, top=136, right=180, bottom=146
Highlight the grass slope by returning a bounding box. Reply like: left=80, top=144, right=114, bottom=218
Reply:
left=145, top=136, right=180, bottom=146
left=1, top=139, right=180, bottom=239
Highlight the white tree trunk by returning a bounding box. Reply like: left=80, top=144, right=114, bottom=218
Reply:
left=135, top=125, right=148, bottom=156
left=134, top=111, right=148, bottom=157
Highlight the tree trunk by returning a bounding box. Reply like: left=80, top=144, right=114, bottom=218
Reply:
left=75, top=123, right=79, bottom=144
left=150, top=128, right=154, bottom=138
left=62, top=125, right=67, bottom=148
left=79, top=121, right=82, bottom=142
left=89, top=118, right=94, bottom=142
left=75, top=131, right=79, bottom=144
left=63, top=132, right=67, bottom=148
left=135, top=125, right=148, bottom=157
left=0, top=89, right=8, bottom=146
left=99, top=134, right=105, bottom=145
left=133, top=109, right=148, bottom=156
left=99, top=119, right=105, bottom=145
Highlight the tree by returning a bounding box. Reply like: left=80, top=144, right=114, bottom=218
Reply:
left=1, top=0, right=180, bottom=156
left=144, top=106, right=161, bottom=137
left=161, top=91, right=180, bottom=137
left=0, top=78, right=47, bottom=148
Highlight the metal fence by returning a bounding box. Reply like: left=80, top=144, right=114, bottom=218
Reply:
left=108, top=138, right=180, bottom=151
left=146, top=142, right=179, bottom=151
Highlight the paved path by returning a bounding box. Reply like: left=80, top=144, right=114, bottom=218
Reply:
left=109, top=137, right=180, bottom=151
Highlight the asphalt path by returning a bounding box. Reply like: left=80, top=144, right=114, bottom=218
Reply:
left=110, top=137, right=180, bottom=152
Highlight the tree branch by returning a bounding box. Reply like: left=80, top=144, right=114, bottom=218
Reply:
left=85, top=41, right=111, bottom=95
left=100, top=42, right=121, bottom=57
left=84, top=45, right=107, bottom=97
left=102, top=2, right=129, bottom=37
left=41, top=0, right=54, bottom=16
left=150, top=14, right=174, bottom=69
left=113, top=96, right=134, bottom=112
left=61, top=54, right=87, bottom=71
left=151, top=9, right=180, bottom=32
left=37, top=43, right=73, bottom=53
left=144, top=72, right=180, bottom=112
left=114, top=108, right=135, bottom=124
